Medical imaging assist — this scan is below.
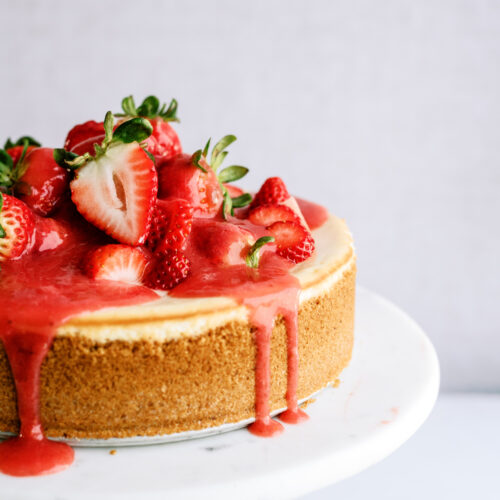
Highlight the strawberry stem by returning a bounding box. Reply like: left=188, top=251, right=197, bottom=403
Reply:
left=245, top=236, right=275, bottom=268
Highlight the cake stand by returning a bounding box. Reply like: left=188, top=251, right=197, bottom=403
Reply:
left=0, top=287, right=440, bottom=500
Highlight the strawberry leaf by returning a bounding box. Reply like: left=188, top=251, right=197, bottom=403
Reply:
left=222, top=189, right=232, bottom=220
left=0, top=191, right=5, bottom=238
left=218, top=165, right=248, bottom=184
left=231, top=193, right=252, bottom=208
left=103, top=111, right=115, bottom=145
left=202, top=138, right=211, bottom=157
left=121, top=96, right=138, bottom=117
left=0, top=150, right=14, bottom=190
left=4, top=136, right=41, bottom=150
left=245, top=236, right=275, bottom=268
left=158, top=98, right=179, bottom=122
left=53, top=149, right=79, bottom=169
left=211, top=150, right=228, bottom=171
left=137, top=95, right=160, bottom=117
left=119, top=95, right=179, bottom=122
left=112, top=117, right=153, bottom=144
left=191, top=150, right=207, bottom=173
left=211, top=135, right=236, bottom=167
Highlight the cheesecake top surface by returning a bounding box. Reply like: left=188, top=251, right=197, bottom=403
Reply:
left=59, top=214, right=354, bottom=341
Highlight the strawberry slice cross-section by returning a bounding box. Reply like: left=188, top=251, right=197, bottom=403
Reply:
left=64, top=112, right=158, bottom=246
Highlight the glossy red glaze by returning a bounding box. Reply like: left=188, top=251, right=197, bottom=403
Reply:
left=16, top=148, right=70, bottom=216
left=0, top=214, right=157, bottom=476
left=172, top=217, right=306, bottom=438
left=296, top=197, right=329, bottom=230
left=157, top=154, right=223, bottom=217
left=145, top=119, right=182, bottom=162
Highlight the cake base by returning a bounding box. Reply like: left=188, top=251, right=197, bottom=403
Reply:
left=0, top=288, right=440, bottom=500
left=0, top=263, right=356, bottom=440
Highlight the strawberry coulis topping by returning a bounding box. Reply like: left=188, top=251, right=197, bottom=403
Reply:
left=0, top=97, right=330, bottom=474
left=0, top=212, right=157, bottom=476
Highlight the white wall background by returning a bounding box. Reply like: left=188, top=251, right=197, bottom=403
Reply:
left=0, top=0, right=498, bottom=392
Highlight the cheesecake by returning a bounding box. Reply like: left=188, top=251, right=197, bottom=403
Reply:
left=0, top=95, right=356, bottom=476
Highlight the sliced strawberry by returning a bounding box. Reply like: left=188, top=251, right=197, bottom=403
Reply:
left=0, top=194, right=35, bottom=261
left=64, top=120, right=105, bottom=154
left=34, top=216, right=71, bottom=252
left=146, top=198, right=193, bottom=253
left=84, top=244, right=150, bottom=284
left=190, top=219, right=255, bottom=266
left=157, top=153, right=223, bottom=217
left=248, top=204, right=300, bottom=227
left=250, top=177, right=309, bottom=229
left=250, top=177, right=290, bottom=209
left=145, top=249, right=190, bottom=290
left=267, top=220, right=315, bottom=264
left=15, top=148, right=70, bottom=216
left=71, top=142, right=157, bottom=245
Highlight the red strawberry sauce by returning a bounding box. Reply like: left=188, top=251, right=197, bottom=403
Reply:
left=0, top=217, right=157, bottom=476
left=0, top=198, right=327, bottom=474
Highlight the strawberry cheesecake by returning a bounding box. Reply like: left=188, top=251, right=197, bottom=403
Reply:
left=0, top=95, right=356, bottom=477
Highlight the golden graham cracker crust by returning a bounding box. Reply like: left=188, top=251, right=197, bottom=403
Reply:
left=0, top=264, right=355, bottom=440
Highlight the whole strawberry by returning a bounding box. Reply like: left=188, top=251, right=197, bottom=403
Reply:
left=158, top=135, right=250, bottom=218
left=145, top=250, right=190, bottom=290
left=4, top=136, right=40, bottom=166
left=118, top=95, right=182, bottom=162
left=146, top=198, right=194, bottom=253
left=58, top=112, right=158, bottom=246
left=157, top=153, right=223, bottom=217
left=64, top=120, right=105, bottom=156
left=16, top=148, right=70, bottom=216
left=0, top=193, right=35, bottom=261
left=0, top=141, right=69, bottom=217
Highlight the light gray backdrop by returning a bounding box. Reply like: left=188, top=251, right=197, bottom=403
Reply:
left=1, top=0, right=498, bottom=392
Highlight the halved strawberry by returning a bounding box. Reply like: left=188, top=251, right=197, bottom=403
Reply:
left=157, top=153, right=223, bottom=217
left=64, top=120, right=105, bottom=155
left=0, top=193, right=35, bottom=261
left=267, top=220, right=315, bottom=264
left=119, top=95, right=182, bottom=162
left=145, top=249, right=190, bottom=290
left=248, top=204, right=300, bottom=227
left=15, top=148, right=70, bottom=216
left=84, top=244, right=150, bottom=284
left=250, top=176, right=309, bottom=229
left=68, top=113, right=157, bottom=246
left=146, top=198, right=193, bottom=253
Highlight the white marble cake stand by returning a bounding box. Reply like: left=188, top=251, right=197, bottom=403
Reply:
left=0, top=287, right=439, bottom=500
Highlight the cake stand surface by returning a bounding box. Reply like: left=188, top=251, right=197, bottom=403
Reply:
left=0, top=287, right=440, bottom=500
